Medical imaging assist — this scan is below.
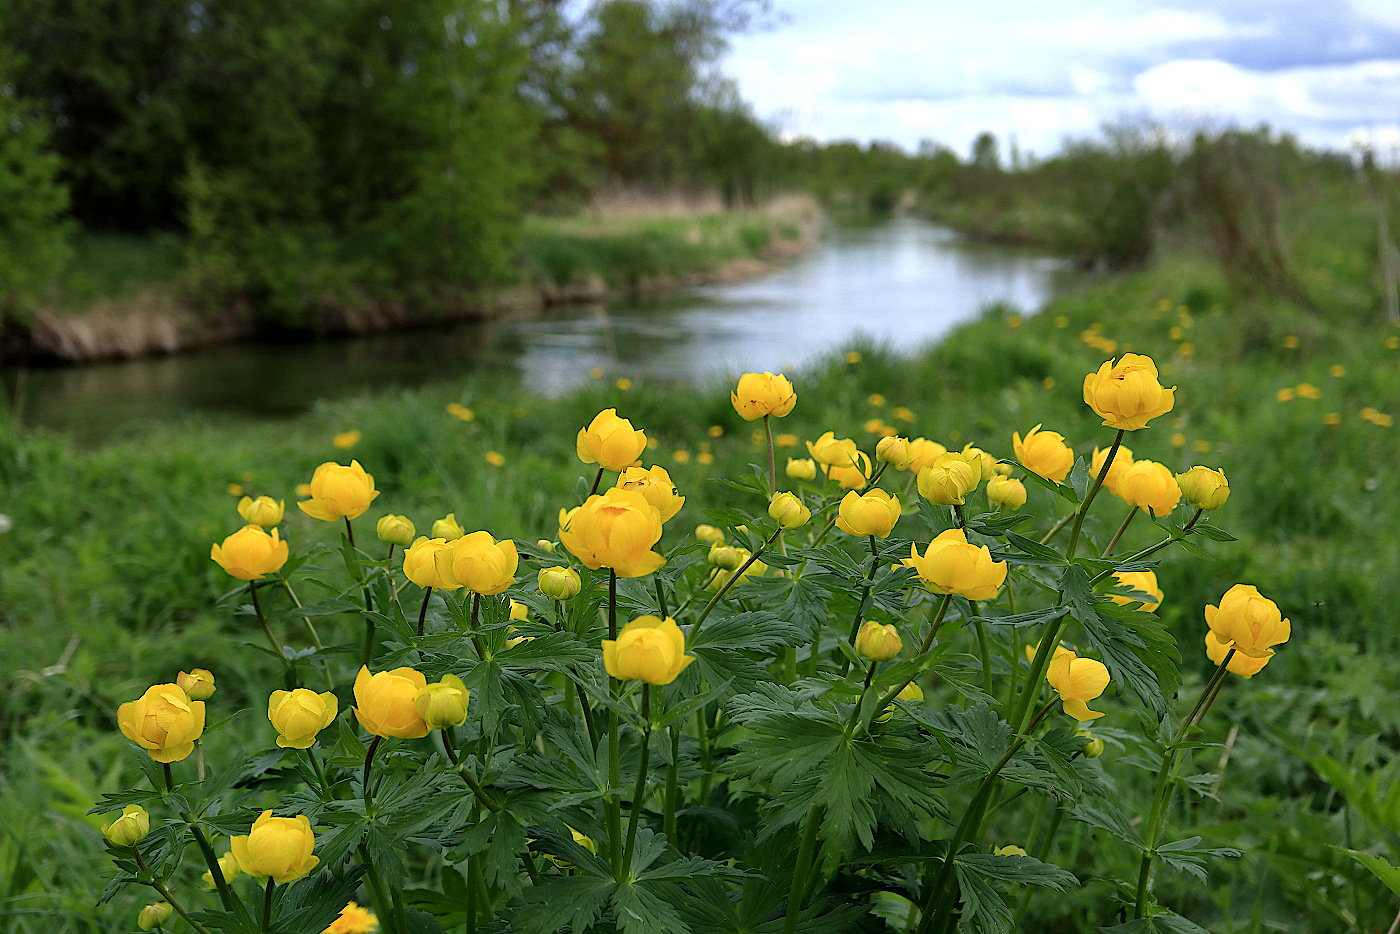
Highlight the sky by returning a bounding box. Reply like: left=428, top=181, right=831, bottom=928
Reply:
left=722, top=0, right=1400, bottom=159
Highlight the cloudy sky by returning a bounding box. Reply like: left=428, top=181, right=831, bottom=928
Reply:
left=723, top=0, right=1400, bottom=159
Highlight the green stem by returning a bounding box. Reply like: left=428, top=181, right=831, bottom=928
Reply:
left=348, top=517, right=376, bottom=665
left=623, top=686, right=652, bottom=874
left=305, top=747, right=334, bottom=798
left=417, top=587, right=432, bottom=636
left=1063, top=429, right=1123, bottom=562
left=1091, top=508, right=1203, bottom=586
left=687, top=527, right=782, bottom=643
left=589, top=467, right=605, bottom=496
left=181, top=812, right=239, bottom=915
left=863, top=594, right=952, bottom=731
left=1103, top=505, right=1139, bottom=557
left=278, top=578, right=323, bottom=649
left=846, top=661, right=880, bottom=731
left=664, top=723, right=681, bottom=839
left=362, top=736, right=381, bottom=813
left=607, top=571, right=623, bottom=879
left=261, top=879, right=275, bottom=932
left=841, top=535, right=883, bottom=675
left=783, top=804, right=826, bottom=934
left=764, top=414, right=776, bottom=495
left=1038, top=511, right=1075, bottom=545
left=248, top=581, right=285, bottom=660
left=359, top=846, right=400, bottom=934
left=133, top=847, right=216, bottom=934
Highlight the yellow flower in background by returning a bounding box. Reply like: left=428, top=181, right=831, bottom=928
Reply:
left=602, top=616, right=696, bottom=685
left=576, top=409, right=647, bottom=471
left=824, top=453, right=872, bottom=489
left=916, top=453, right=979, bottom=505
left=1361, top=407, right=1394, bottom=427
left=1170, top=433, right=1186, bottom=448
left=1176, top=466, right=1230, bottom=510
left=1047, top=650, right=1111, bottom=721
left=1205, top=584, right=1290, bottom=659
left=892, top=406, right=916, bottom=423
left=1205, top=631, right=1272, bottom=678
left=228, top=483, right=245, bottom=496
left=1110, top=570, right=1162, bottom=612
left=1090, top=444, right=1135, bottom=496
left=430, top=513, right=464, bottom=541
left=806, top=431, right=861, bottom=468
left=415, top=674, right=470, bottom=730
left=323, top=902, right=378, bottom=934
left=118, top=684, right=206, bottom=763
left=202, top=850, right=240, bottom=890
left=845, top=351, right=862, bottom=364
left=446, top=403, right=474, bottom=422
left=176, top=668, right=216, bottom=701
left=731, top=372, right=797, bottom=420
left=769, top=432, right=796, bottom=448
left=297, top=461, right=379, bottom=522
left=354, top=666, right=430, bottom=739
left=863, top=418, right=891, bottom=435
left=1283, top=334, right=1300, bottom=349
left=905, top=437, right=948, bottom=472
left=1012, top=425, right=1073, bottom=482
left=1387, top=336, right=1400, bottom=350
left=616, top=378, right=633, bottom=391
left=855, top=621, right=902, bottom=662
left=707, top=425, right=724, bottom=437
left=694, top=524, right=725, bottom=545
left=986, top=475, right=1026, bottom=510
left=103, top=805, right=150, bottom=847
left=538, top=566, right=582, bottom=600
left=211, top=525, right=289, bottom=580
left=402, top=537, right=461, bottom=591
left=485, top=451, right=505, bottom=467
left=1324, top=412, right=1342, bottom=426
left=1276, top=388, right=1295, bottom=403
left=376, top=514, right=416, bottom=546
left=268, top=689, right=339, bottom=749
left=616, top=465, right=685, bottom=522
left=903, top=529, right=1007, bottom=600
left=708, top=544, right=746, bottom=569
left=449, top=531, right=518, bottom=595
left=868, top=393, right=886, bottom=406
left=1083, top=353, right=1175, bottom=429
left=1115, top=460, right=1181, bottom=516
left=138, top=903, right=172, bottom=930
left=509, top=599, right=529, bottom=621
left=333, top=430, right=361, bottom=450
left=835, top=488, right=902, bottom=537
left=237, top=495, right=285, bottom=528
left=230, top=811, right=319, bottom=884
left=589, top=366, right=604, bottom=379
left=1025, top=641, right=1074, bottom=666
left=1329, top=364, right=1346, bottom=378
left=672, top=449, right=691, bottom=463
left=1295, top=382, right=1321, bottom=399
left=785, top=457, right=817, bottom=481
left=559, top=488, right=665, bottom=578
left=768, top=491, right=811, bottom=529
left=876, top=436, right=913, bottom=469
left=961, top=444, right=999, bottom=482
left=295, top=483, right=312, bottom=497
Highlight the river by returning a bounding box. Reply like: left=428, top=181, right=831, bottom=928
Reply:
left=7, top=218, right=1066, bottom=443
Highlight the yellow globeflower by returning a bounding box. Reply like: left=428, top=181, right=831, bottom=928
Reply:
left=323, top=903, right=378, bottom=934
left=1204, top=631, right=1272, bottom=678
left=960, top=443, right=999, bottom=482
left=1109, top=570, right=1162, bottom=612
left=785, top=457, right=817, bottom=481
left=176, top=668, right=216, bottom=701
left=905, top=438, right=947, bottom=472
left=138, top=903, right=173, bottom=930
left=855, top=622, right=902, bottom=662
left=230, top=811, right=319, bottom=884
left=237, top=495, right=285, bottom=528
left=103, top=805, right=150, bottom=847
left=401, top=537, right=462, bottom=591
left=297, top=461, right=379, bottom=522
left=731, top=372, right=797, bottom=420
left=117, top=684, right=206, bottom=763
left=332, top=430, right=361, bottom=449
left=202, top=850, right=240, bottom=890
left=615, top=465, right=685, bottom=523
left=916, top=453, right=978, bottom=505
left=1082, top=353, right=1176, bottom=429
left=430, top=513, right=464, bottom=541
left=376, top=514, right=416, bottom=546
left=1046, top=650, right=1111, bottom=721
left=538, top=566, right=582, bottom=600
left=211, top=525, right=289, bottom=580
left=694, top=524, right=725, bottom=545
left=1175, top=466, right=1230, bottom=510
left=268, top=689, right=339, bottom=749
left=353, top=666, right=430, bottom=739
left=1012, top=425, right=1073, bottom=483
left=559, top=489, right=666, bottom=578
left=903, top=529, right=1007, bottom=601
left=835, top=489, right=902, bottom=537
left=824, top=453, right=872, bottom=489
left=1115, top=460, right=1181, bottom=516
left=414, top=674, right=470, bottom=730
left=576, top=409, right=647, bottom=471
left=1090, top=444, right=1135, bottom=496
left=986, top=475, right=1026, bottom=510
left=806, top=431, right=861, bottom=468
left=1204, top=584, right=1290, bottom=659
left=449, top=531, right=519, bottom=595
left=768, top=492, right=811, bottom=529
left=602, top=616, right=696, bottom=685
left=875, top=436, right=914, bottom=469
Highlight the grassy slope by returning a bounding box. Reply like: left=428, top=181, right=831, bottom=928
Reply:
left=1, top=224, right=1398, bottom=929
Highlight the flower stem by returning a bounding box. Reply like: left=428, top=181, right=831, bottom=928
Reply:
left=764, top=414, right=776, bottom=495
left=589, top=467, right=605, bottom=496
left=132, top=847, right=216, bottom=934
left=347, top=517, right=376, bottom=665
left=841, top=535, right=882, bottom=675
left=248, top=581, right=285, bottom=660
left=261, top=879, right=275, bottom=932
left=417, top=587, right=432, bottom=636
left=687, top=527, right=782, bottom=643
left=783, top=804, right=825, bottom=934
left=359, top=845, right=401, bottom=934
left=623, top=685, right=652, bottom=873
left=1103, top=505, right=1140, bottom=557
left=861, top=594, right=952, bottom=735
left=663, top=722, right=681, bottom=839
left=607, top=571, right=623, bottom=880
left=362, top=736, right=381, bottom=813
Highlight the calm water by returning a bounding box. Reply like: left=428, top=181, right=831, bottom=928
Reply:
left=8, top=219, right=1065, bottom=442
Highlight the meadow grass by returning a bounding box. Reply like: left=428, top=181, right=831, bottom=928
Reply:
left=1, top=233, right=1398, bottom=931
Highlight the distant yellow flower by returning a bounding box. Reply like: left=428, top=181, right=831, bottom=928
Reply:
left=1046, top=650, right=1111, bottom=721
left=485, top=451, right=505, bottom=467
left=1295, top=382, right=1321, bottom=399
left=1191, top=439, right=1212, bottom=453
left=1170, top=432, right=1186, bottom=448
left=845, top=351, right=862, bottom=364
left=1386, top=336, right=1399, bottom=349
left=323, top=902, right=378, bottom=934
left=333, top=430, right=361, bottom=450
left=863, top=418, right=888, bottom=434
left=994, top=845, right=1028, bottom=857
left=1082, top=353, right=1175, bottom=430
left=1006, top=314, right=1022, bottom=328
left=868, top=393, right=886, bottom=406
left=1054, top=315, right=1069, bottom=327
left=1177, top=343, right=1195, bottom=357
left=1276, top=388, right=1295, bottom=403
left=986, top=475, right=1026, bottom=510
left=707, top=425, right=724, bottom=437
left=697, top=451, right=715, bottom=464
left=446, top=403, right=474, bottom=422
left=672, top=450, right=691, bottom=463
left=1329, top=365, right=1346, bottom=378
left=775, top=433, right=798, bottom=447
left=616, top=377, right=632, bottom=391
left=892, top=406, right=916, bottom=423
left=1283, top=334, right=1300, bottom=349
left=589, top=366, right=604, bottom=379
left=1361, top=407, right=1393, bottom=427
left=227, top=483, right=245, bottom=496
left=1323, top=412, right=1341, bottom=426
left=1168, top=326, right=1184, bottom=340
left=785, top=457, right=816, bottom=480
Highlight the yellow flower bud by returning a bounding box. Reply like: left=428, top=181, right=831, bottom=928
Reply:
left=449, top=531, right=518, bottom=595
left=916, top=453, right=978, bottom=505
left=430, top=513, right=464, bottom=541
left=616, top=465, right=685, bottom=523
left=960, top=443, right=999, bottom=482
left=694, top=524, right=726, bottom=545
left=903, top=529, right=1007, bottom=601
left=536, top=538, right=557, bottom=554
left=237, top=495, right=285, bottom=528
left=905, top=438, right=948, bottom=472
left=898, top=682, right=924, bottom=702
left=229, top=811, right=319, bottom=884
left=1115, top=460, right=1181, bottom=516
left=1077, top=730, right=1106, bottom=758
left=376, top=514, right=416, bottom=546
left=1090, top=444, right=1135, bottom=497
left=1204, top=584, right=1290, bottom=659
left=731, top=372, right=797, bottom=420
left=768, top=492, right=811, bottom=529
left=559, top=489, right=665, bottom=578
left=1083, top=353, right=1175, bottom=430
left=1012, top=424, right=1073, bottom=483
left=875, top=436, right=914, bottom=469
left=117, top=684, right=206, bottom=763
left=103, top=805, right=150, bottom=847
left=138, top=903, right=173, bottom=929
left=855, top=622, right=902, bottom=662
left=538, top=566, right=582, bottom=600
left=353, top=666, right=430, bottom=739
left=835, top=488, right=902, bottom=537
left=602, top=616, right=696, bottom=685
left=1204, top=630, right=1272, bottom=678
left=296, top=460, right=379, bottom=522
left=176, top=668, right=216, bottom=701
left=414, top=674, right=470, bottom=730
left=986, top=475, right=1026, bottom=510
left=708, top=544, right=747, bottom=570
left=785, top=457, right=817, bottom=481
left=268, top=689, right=339, bottom=749
left=1046, top=649, right=1111, bottom=721
left=1109, top=571, right=1162, bottom=612
left=576, top=408, right=647, bottom=471
left=1175, top=466, right=1230, bottom=510
left=203, top=850, right=240, bottom=889
left=401, top=537, right=462, bottom=591
left=211, top=525, right=289, bottom=580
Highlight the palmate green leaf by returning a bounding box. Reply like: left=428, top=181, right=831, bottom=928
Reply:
left=1003, top=531, right=1068, bottom=566
left=920, top=702, right=1011, bottom=777
left=957, top=851, right=1078, bottom=889
left=966, top=511, right=1032, bottom=536
left=728, top=711, right=846, bottom=789
left=973, top=605, right=1070, bottom=630
left=1009, top=460, right=1080, bottom=503
left=1099, top=909, right=1211, bottom=934
left=953, top=862, right=1015, bottom=934
left=688, top=611, right=806, bottom=651
left=275, top=868, right=364, bottom=934
left=496, top=630, right=595, bottom=671
left=1071, top=801, right=1146, bottom=849
left=1154, top=836, right=1241, bottom=882
left=770, top=570, right=837, bottom=629
left=1062, top=565, right=1178, bottom=718
left=515, top=875, right=615, bottom=934
left=613, top=879, right=690, bottom=934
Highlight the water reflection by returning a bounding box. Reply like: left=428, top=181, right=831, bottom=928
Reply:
left=8, top=218, right=1065, bottom=442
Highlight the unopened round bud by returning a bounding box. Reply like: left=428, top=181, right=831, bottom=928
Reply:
left=875, top=436, right=914, bottom=470
left=430, top=513, right=464, bottom=541
left=139, top=903, right=173, bottom=930
left=103, top=805, right=150, bottom=847
left=538, top=566, right=582, bottom=600
left=708, top=544, right=747, bottom=570
left=694, top=524, right=725, bottom=545
left=376, top=514, right=416, bottom=546
left=768, top=492, right=811, bottom=529
left=855, top=621, right=903, bottom=662
left=176, top=668, right=216, bottom=701
left=1077, top=730, right=1105, bottom=758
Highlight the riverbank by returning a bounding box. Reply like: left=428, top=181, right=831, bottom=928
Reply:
left=4, top=195, right=821, bottom=365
